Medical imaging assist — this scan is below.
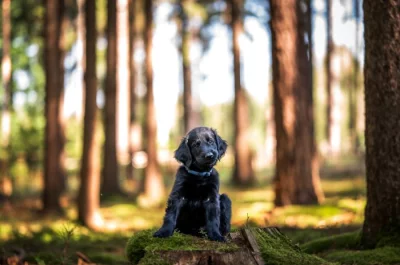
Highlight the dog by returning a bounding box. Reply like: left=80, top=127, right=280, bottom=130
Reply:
left=153, top=127, right=232, bottom=242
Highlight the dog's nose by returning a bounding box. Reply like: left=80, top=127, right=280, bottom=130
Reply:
left=205, top=152, right=214, bottom=159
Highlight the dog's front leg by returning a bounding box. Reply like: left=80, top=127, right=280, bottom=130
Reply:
left=204, top=197, right=225, bottom=242
left=153, top=196, right=183, bottom=238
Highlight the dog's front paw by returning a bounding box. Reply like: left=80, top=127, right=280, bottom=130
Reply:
left=153, top=228, right=173, bottom=238
left=208, top=232, right=226, bottom=242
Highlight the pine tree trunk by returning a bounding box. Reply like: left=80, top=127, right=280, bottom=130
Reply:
left=270, top=0, right=324, bottom=206
left=325, top=0, right=333, bottom=152
left=228, top=0, right=254, bottom=186
left=78, top=0, right=102, bottom=229
left=58, top=1, right=67, bottom=193
left=361, top=0, right=400, bottom=248
left=102, top=0, right=121, bottom=195
left=179, top=1, right=194, bottom=134
left=349, top=0, right=360, bottom=153
left=116, top=0, right=131, bottom=165
left=0, top=0, right=12, bottom=185
left=76, top=0, right=86, bottom=121
left=43, top=0, right=65, bottom=213
left=325, top=0, right=342, bottom=155
left=126, top=0, right=137, bottom=182
left=265, top=86, right=275, bottom=164
left=142, top=0, right=164, bottom=204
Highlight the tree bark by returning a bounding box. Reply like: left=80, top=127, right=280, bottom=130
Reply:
left=58, top=0, right=67, bottom=193
left=325, top=0, right=332, bottom=151
left=325, top=0, right=342, bottom=155
left=228, top=0, right=255, bottom=186
left=126, top=0, right=137, bottom=182
left=78, top=0, right=102, bottom=229
left=76, top=0, right=86, bottom=121
left=361, top=0, right=400, bottom=248
left=349, top=0, right=360, bottom=153
left=270, top=0, right=324, bottom=206
left=0, top=0, right=12, bottom=184
left=179, top=0, right=195, bottom=134
left=102, top=0, right=121, bottom=195
left=43, top=0, right=66, bottom=213
left=116, top=0, right=131, bottom=165
left=142, top=0, right=164, bottom=204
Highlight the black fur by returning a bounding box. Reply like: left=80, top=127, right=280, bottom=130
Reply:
left=153, top=127, right=231, bottom=242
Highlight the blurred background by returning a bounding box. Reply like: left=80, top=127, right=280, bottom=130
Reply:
left=0, top=0, right=366, bottom=263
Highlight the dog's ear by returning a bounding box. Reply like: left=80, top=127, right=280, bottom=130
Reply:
left=212, top=129, right=227, bottom=160
left=174, top=136, right=192, bottom=167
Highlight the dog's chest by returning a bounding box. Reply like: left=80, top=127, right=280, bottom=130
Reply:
left=180, top=179, right=215, bottom=202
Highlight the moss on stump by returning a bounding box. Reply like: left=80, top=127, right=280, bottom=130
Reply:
left=126, top=227, right=331, bottom=265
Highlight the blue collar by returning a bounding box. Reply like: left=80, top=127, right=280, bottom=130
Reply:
left=184, top=166, right=213, bottom=177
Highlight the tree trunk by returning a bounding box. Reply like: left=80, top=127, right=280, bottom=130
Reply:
left=58, top=1, right=67, bottom=193
left=142, top=0, right=164, bottom=205
left=43, top=0, right=66, bottom=213
left=270, top=0, right=324, bottom=206
left=179, top=1, right=194, bottom=134
left=0, top=0, right=12, bottom=187
left=325, top=0, right=342, bottom=155
left=228, top=0, right=255, bottom=186
left=116, top=0, right=131, bottom=165
left=265, top=86, right=275, bottom=164
left=78, top=0, right=102, bottom=229
left=349, top=0, right=360, bottom=153
left=361, top=0, right=400, bottom=248
left=126, top=0, right=137, bottom=182
left=102, top=0, right=121, bottom=195
left=76, top=0, right=86, bottom=121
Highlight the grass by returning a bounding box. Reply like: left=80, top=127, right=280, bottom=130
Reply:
left=1, top=225, right=130, bottom=265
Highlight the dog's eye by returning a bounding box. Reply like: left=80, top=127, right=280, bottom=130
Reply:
left=208, top=139, right=214, bottom=144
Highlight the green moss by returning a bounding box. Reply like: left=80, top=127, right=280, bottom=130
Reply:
left=251, top=228, right=334, bottom=265
left=324, top=246, right=400, bottom=265
left=125, top=230, right=239, bottom=264
left=376, top=235, right=400, bottom=248
left=139, top=252, right=172, bottom=265
left=301, top=231, right=400, bottom=265
left=302, top=231, right=361, bottom=254
left=126, top=228, right=337, bottom=265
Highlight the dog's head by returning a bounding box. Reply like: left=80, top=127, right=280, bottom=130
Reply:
left=174, top=127, right=227, bottom=170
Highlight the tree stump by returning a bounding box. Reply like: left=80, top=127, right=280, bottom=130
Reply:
left=126, top=227, right=331, bottom=265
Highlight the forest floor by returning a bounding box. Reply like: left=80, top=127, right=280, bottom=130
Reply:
left=0, top=156, right=384, bottom=265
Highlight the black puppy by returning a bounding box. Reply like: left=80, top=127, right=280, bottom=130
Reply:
left=153, top=127, right=232, bottom=242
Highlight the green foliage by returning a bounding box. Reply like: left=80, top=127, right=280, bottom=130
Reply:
left=10, top=107, right=45, bottom=169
